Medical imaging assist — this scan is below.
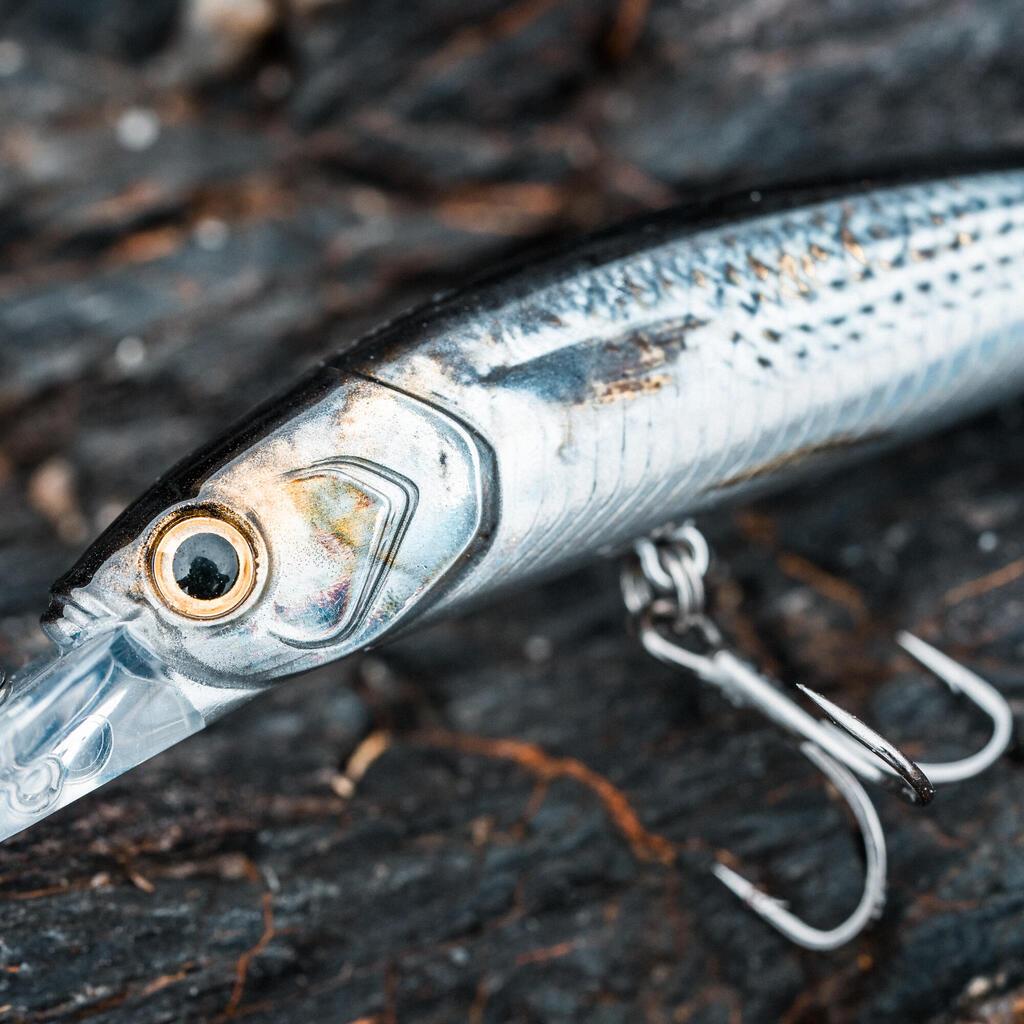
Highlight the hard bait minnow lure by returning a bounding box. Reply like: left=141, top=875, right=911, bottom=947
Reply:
left=6, top=170, right=1024, bottom=949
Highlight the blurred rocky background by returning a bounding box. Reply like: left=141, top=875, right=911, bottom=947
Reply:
left=1, top=0, right=1024, bottom=1021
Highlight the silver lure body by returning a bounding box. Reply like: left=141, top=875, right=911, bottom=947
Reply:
left=5, top=169, right=1024, bottom=842
left=364, top=170, right=1024, bottom=621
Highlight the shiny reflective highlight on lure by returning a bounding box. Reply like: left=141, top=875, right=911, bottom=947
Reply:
left=4, top=168, right=1024, bottom=949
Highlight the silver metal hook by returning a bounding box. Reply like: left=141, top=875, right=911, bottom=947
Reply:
left=795, top=683, right=933, bottom=804
left=622, top=521, right=1015, bottom=949
left=637, top=619, right=934, bottom=804
left=625, top=525, right=1014, bottom=801
left=809, top=630, right=1013, bottom=788
left=624, top=525, right=936, bottom=805
left=637, top=616, right=889, bottom=948
left=712, top=741, right=887, bottom=952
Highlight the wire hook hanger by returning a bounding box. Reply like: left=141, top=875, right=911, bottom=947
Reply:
left=621, top=523, right=1014, bottom=949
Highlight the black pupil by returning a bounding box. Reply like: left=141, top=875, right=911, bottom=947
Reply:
left=172, top=533, right=240, bottom=601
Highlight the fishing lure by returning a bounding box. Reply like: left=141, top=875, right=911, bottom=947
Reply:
left=6, top=169, right=1024, bottom=949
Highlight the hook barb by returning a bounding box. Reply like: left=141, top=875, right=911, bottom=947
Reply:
left=712, top=741, right=887, bottom=951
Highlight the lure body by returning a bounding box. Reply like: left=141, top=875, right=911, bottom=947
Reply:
left=6, top=170, right=1024, bottom=840
left=355, top=170, right=1024, bottom=621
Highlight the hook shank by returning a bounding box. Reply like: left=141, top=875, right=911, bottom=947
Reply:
left=640, top=625, right=935, bottom=805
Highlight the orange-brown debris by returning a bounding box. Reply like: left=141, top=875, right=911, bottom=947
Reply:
left=415, top=730, right=675, bottom=866
left=942, top=555, right=1024, bottom=607
left=515, top=939, right=578, bottom=966
left=776, top=550, right=869, bottom=623
left=223, top=888, right=275, bottom=1016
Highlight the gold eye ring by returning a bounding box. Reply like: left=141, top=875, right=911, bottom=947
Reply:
left=149, top=512, right=257, bottom=620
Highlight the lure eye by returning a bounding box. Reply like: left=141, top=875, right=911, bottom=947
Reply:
left=149, top=513, right=257, bottom=620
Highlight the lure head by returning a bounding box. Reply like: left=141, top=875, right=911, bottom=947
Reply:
left=43, top=371, right=489, bottom=687
left=0, top=371, right=489, bottom=842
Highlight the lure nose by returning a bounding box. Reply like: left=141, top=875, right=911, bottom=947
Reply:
left=0, top=627, right=250, bottom=842
left=40, top=586, right=120, bottom=650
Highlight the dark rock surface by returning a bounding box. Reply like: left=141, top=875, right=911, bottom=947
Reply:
left=1, top=1, right=1024, bottom=1020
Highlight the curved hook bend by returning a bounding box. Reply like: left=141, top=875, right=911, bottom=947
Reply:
left=809, top=632, right=1013, bottom=789
left=712, top=741, right=887, bottom=951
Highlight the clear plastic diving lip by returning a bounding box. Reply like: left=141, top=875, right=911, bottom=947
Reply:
left=0, top=627, right=253, bottom=843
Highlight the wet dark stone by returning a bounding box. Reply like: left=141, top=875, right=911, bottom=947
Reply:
left=0, top=0, right=182, bottom=61
left=0, top=2, right=1023, bottom=1023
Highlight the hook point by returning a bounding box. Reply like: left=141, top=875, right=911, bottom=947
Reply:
left=797, top=683, right=935, bottom=806
left=712, top=862, right=788, bottom=911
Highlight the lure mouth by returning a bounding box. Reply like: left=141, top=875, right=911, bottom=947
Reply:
left=0, top=626, right=254, bottom=843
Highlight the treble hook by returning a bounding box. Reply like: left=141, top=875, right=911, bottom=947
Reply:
left=622, top=523, right=1015, bottom=949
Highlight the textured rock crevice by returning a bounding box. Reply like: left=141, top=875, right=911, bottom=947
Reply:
left=1, top=2, right=1023, bottom=1021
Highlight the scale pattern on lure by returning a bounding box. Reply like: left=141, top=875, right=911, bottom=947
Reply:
left=3, top=171, right=1023, bottom=945
left=358, top=171, right=1024, bottom=613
